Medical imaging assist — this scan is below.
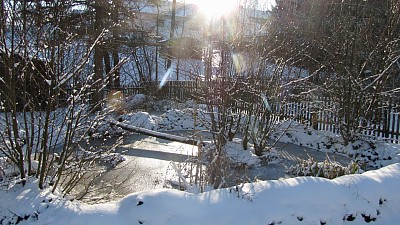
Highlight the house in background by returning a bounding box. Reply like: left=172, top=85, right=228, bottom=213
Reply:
left=125, top=0, right=271, bottom=83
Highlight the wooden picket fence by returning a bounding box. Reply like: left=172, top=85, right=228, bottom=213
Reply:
left=62, top=80, right=400, bottom=143
left=103, top=80, right=201, bottom=100
left=278, top=97, right=400, bottom=143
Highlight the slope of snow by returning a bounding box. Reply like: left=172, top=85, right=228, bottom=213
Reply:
left=1, top=163, right=399, bottom=225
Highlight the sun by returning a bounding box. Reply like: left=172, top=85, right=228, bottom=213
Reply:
left=184, top=0, right=277, bottom=19
left=195, top=0, right=239, bottom=19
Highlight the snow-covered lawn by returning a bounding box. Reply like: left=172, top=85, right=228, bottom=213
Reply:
left=1, top=100, right=400, bottom=224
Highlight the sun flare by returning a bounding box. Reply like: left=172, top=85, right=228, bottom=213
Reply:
left=185, top=0, right=276, bottom=19
left=196, top=0, right=240, bottom=19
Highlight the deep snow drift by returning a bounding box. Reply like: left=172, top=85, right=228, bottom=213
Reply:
left=1, top=163, right=399, bottom=225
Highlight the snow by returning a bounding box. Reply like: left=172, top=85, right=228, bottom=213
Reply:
left=1, top=97, right=400, bottom=224
left=274, top=120, right=400, bottom=169
left=100, top=100, right=399, bottom=169
left=0, top=164, right=399, bottom=224
left=110, top=120, right=198, bottom=145
left=0, top=157, right=39, bottom=182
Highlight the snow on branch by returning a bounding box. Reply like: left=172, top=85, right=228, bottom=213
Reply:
left=109, top=120, right=199, bottom=146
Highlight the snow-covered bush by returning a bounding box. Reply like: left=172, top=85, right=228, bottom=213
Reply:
left=287, top=157, right=363, bottom=179
left=275, top=120, right=400, bottom=169
left=165, top=140, right=250, bottom=192
left=155, top=108, right=210, bottom=131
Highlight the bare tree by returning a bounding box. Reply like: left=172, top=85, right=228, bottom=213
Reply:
left=193, top=3, right=289, bottom=188
left=267, top=0, right=400, bottom=144
left=0, top=0, right=126, bottom=196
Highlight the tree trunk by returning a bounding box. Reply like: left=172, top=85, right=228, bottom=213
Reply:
left=166, top=0, right=176, bottom=69
left=112, top=51, right=120, bottom=87
left=111, top=4, right=120, bottom=87
left=110, top=121, right=199, bottom=146
left=92, top=3, right=105, bottom=111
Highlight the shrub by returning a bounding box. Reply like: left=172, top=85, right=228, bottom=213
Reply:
left=287, top=157, right=362, bottom=179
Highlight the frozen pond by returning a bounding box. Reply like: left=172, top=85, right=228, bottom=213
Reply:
left=75, top=133, right=198, bottom=202
left=76, top=132, right=351, bottom=202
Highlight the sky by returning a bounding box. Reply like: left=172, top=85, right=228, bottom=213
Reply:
left=182, top=0, right=277, bottom=11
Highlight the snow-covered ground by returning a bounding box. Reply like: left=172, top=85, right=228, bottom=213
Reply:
left=100, top=102, right=400, bottom=169
left=1, top=98, right=400, bottom=224
left=1, top=163, right=399, bottom=224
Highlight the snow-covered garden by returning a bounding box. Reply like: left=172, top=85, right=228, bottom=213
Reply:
left=1, top=0, right=400, bottom=224
left=1, top=97, right=399, bottom=225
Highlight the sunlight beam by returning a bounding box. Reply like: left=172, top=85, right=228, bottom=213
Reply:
left=160, top=67, right=173, bottom=89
